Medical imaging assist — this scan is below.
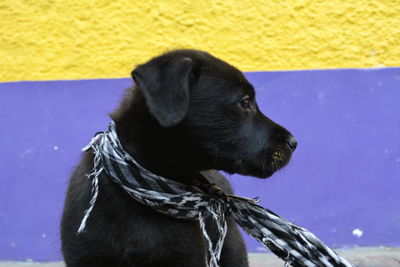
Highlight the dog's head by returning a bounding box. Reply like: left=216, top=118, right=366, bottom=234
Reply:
left=130, top=49, right=296, bottom=178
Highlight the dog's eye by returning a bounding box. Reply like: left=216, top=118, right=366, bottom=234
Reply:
left=239, top=96, right=251, bottom=110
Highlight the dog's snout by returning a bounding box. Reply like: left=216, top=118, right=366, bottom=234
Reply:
left=286, top=135, right=297, bottom=152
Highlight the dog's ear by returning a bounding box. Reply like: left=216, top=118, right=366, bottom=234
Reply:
left=131, top=57, right=193, bottom=127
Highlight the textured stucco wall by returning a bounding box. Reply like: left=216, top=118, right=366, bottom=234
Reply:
left=1, top=0, right=399, bottom=82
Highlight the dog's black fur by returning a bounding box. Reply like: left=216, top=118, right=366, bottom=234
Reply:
left=61, top=49, right=296, bottom=267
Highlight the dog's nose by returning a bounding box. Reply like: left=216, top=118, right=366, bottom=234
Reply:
left=286, top=135, right=297, bottom=151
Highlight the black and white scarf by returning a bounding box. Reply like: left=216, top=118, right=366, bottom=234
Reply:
left=78, top=121, right=354, bottom=267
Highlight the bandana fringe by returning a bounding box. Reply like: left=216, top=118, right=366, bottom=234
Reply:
left=77, top=136, right=104, bottom=234
left=199, top=200, right=228, bottom=266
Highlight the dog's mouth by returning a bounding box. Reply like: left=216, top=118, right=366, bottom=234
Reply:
left=231, top=147, right=292, bottom=178
left=270, top=149, right=290, bottom=173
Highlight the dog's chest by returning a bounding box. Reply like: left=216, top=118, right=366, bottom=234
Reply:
left=118, top=203, right=207, bottom=263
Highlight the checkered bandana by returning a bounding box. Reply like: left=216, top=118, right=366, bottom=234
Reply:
left=78, top=121, right=354, bottom=267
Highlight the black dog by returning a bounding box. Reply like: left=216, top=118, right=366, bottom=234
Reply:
left=61, top=49, right=297, bottom=267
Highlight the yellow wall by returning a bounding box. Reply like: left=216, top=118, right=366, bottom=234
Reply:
left=1, top=0, right=399, bottom=82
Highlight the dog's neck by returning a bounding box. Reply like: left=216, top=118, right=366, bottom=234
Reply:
left=110, top=87, right=203, bottom=184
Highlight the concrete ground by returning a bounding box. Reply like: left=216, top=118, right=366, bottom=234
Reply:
left=249, top=247, right=400, bottom=267
left=1, top=247, right=399, bottom=267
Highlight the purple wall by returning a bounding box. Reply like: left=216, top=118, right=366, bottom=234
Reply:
left=1, top=68, right=399, bottom=261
